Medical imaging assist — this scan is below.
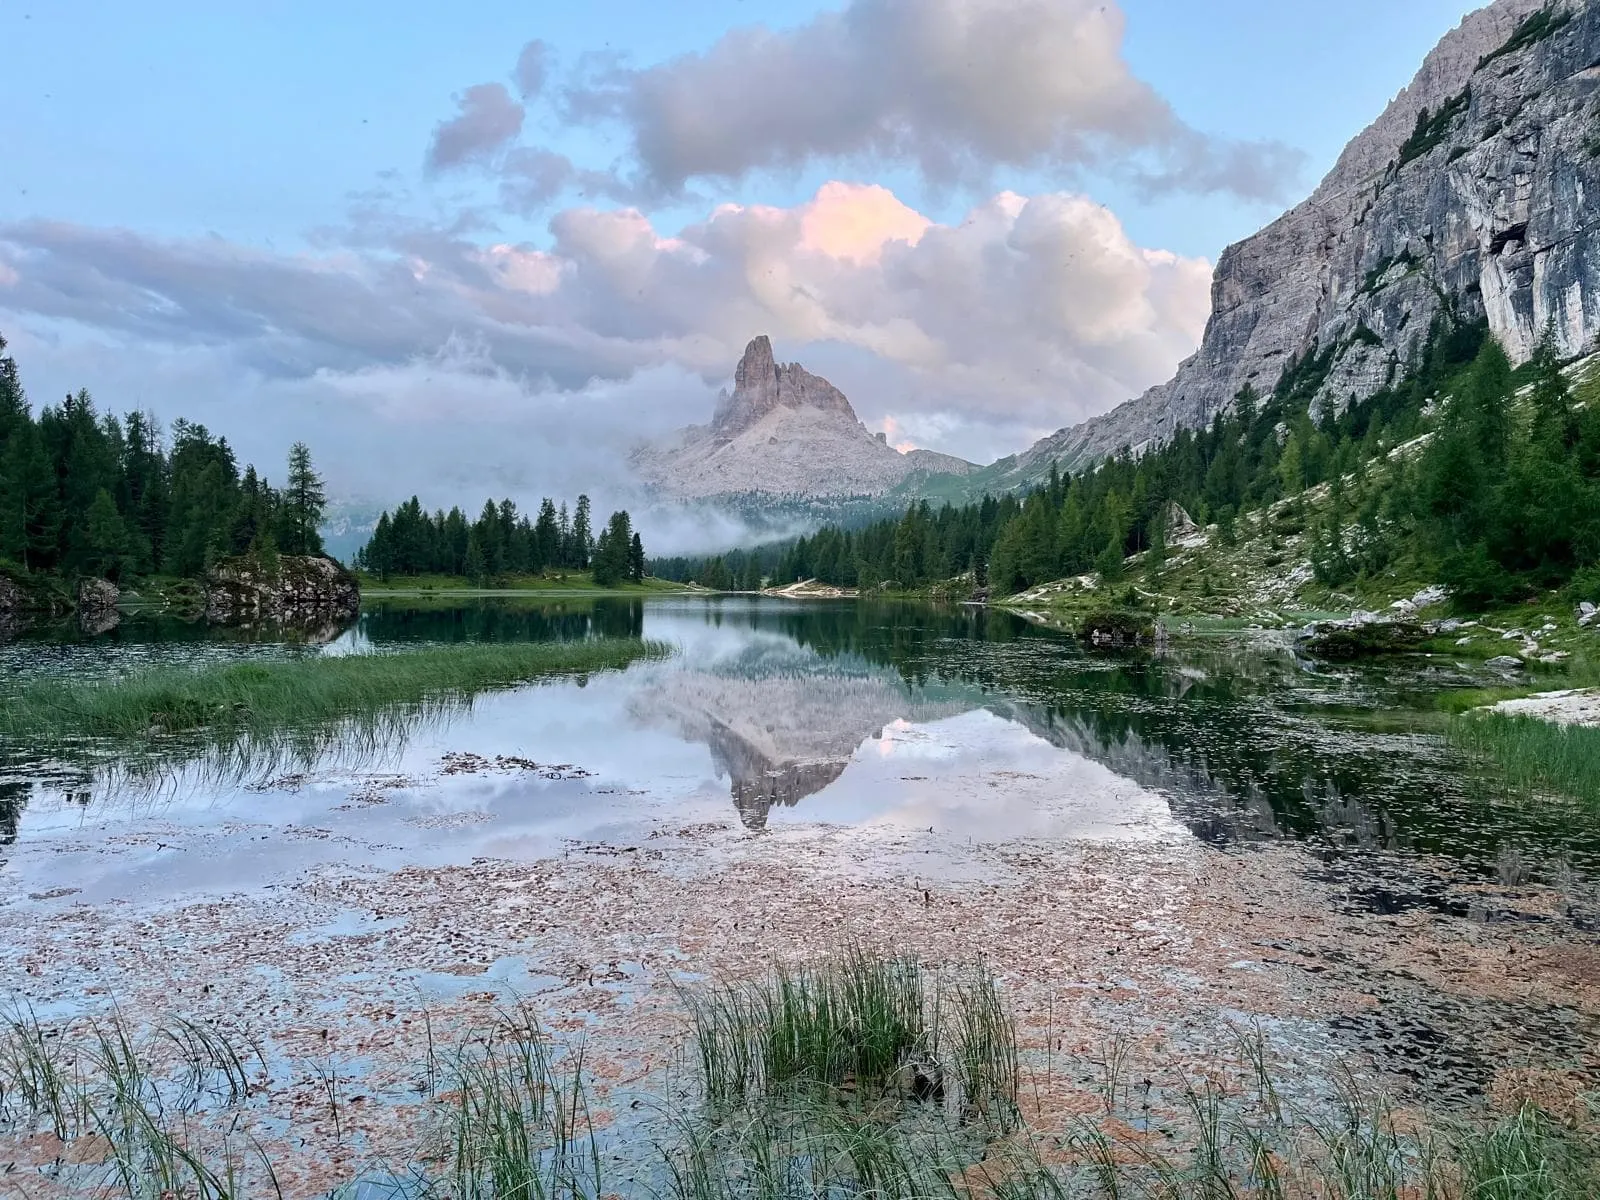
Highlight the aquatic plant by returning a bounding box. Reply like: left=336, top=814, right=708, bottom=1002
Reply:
left=0, top=960, right=1597, bottom=1199
left=1448, top=711, right=1600, bottom=805
left=437, top=1004, right=601, bottom=1200
left=0, top=639, right=669, bottom=747
left=682, top=948, right=1017, bottom=1127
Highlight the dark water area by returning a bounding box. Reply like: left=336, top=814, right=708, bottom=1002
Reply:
left=3, top=595, right=1599, bottom=886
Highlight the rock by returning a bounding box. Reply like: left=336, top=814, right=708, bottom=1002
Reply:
left=1305, top=620, right=1430, bottom=659
left=0, top=574, right=20, bottom=616
left=1486, top=655, right=1525, bottom=671
left=1077, top=610, right=1156, bottom=649
left=1581, top=602, right=1597, bottom=616
left=205, top=555, right=360, bottom=626
left=1501, top=629, right=1526, bottom=641
left=75, top=577, right=119, bottom=617
left=1002, top=0, right=1600, bottom=479
left=1539, top=652, right=1571, bottom=664
left=1435, top=619, right=1463, bottom=634
left=1456, top=636, right=1475, bottom=646
left=632, top=335, right=978, bottom=499
left=1410, top=585, right=1450, bottom=609
left=74, top=577, right=121, bottom=636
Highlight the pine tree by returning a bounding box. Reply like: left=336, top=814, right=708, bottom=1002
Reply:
left=573, top=495, right=593, bottom=569
left=282, top=441, right=327, bottom=555
left=628, top=531, right=646, bottom=584
left=81, top=489, right=136, bottom=580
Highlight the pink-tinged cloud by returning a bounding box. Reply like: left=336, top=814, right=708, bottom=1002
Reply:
left=0, top=181, right=1209, bottom=463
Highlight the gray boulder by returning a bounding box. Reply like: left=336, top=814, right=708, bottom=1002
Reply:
left=205, top=555, right=360, bottom=625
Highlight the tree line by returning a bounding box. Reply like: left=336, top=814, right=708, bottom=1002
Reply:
left=355, top=494, right=646, bottom=586
left=0, top=333, right=326, bottom=582
left=655, top=317, right=1600, bottom=608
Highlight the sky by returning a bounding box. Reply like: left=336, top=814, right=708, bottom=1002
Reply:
left=0, top=0, right=1485, bottom=529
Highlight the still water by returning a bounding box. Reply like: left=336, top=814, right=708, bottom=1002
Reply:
left=3, top=594, right=1599, bottom=1162
left=4, top=595, right=1597, bottom=891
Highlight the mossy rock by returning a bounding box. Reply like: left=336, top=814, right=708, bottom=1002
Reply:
left=1077, top=609, right=1156, bottom=648
left=1305, top=620, right=1429, bottom=659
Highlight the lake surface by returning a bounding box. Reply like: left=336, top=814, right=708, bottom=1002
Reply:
left=6, top=596, right=1598, bottom=886
left=2, top=596, right=1598, bottom=1194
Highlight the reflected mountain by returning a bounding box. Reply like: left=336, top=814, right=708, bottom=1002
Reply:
left=628, top=651, right=973, bottom=828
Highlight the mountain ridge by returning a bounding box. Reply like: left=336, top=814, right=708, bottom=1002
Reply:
left=997, top=0, right=1596, bottom=485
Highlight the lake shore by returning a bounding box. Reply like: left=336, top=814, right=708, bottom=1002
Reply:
left=4, top=746, right=1597, bottom=1196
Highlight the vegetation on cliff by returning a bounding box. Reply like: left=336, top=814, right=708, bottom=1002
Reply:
left=659, top=321, right=1600, bottom=632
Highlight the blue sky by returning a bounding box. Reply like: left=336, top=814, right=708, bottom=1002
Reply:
left=0, top=0, right=1485, bottom=513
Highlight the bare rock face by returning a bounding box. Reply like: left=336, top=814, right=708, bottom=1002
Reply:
left=0, top=574, right=20, bottom=616
left=632, top=336, right=977, bottom=499
left=205, top=555, right=360, bottom=626
left=1011, top=0, right=1598, bottom=478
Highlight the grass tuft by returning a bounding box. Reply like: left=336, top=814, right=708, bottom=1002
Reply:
left=1448, top=711, right=1600, bottom=805
left=0, top=640, right=669, bottom=747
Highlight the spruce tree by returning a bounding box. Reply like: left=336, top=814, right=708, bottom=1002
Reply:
left=628, top=531, right=646, bottom=584
left=573, top=495, right=593, bottom=569
left=283, top=441, right=327, bottom=556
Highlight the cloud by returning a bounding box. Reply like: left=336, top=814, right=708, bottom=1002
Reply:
left=0, top=180, right=1209, bottom=466
left=426, top=83, right=525, bottom=172
left=562, top=0, right=1302, bottom=200
left=514, top=39, right=550, bottom=99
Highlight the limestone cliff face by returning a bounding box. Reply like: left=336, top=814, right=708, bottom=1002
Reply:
left=632, top=336, right=977, bottom=499
left=1012, top=0, right=1600, bottom=477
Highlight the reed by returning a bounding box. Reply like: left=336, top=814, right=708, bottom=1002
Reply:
left=438, top=1004, right=602, bottom=1200
left=1448, top=711, right=1600, bottom=805
left=0, top=640, right=670, bottom=748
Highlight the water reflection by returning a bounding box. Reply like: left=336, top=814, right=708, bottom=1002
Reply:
left=2, top=595, right=1598, bottom=879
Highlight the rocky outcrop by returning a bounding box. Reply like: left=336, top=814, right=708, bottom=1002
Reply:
left=1009, top=0, right=1599, bottom=478
left=75, top=577, right=119, bottom=617
left=632, top=336, right=977, bottom=499
left=204, top=555, right=360, bottom=625
left=75, top=577, right=121, bottom=636
left=0, top=574, right=20, bottom=617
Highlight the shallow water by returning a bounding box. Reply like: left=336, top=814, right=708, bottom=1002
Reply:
left=5, top=596, right=1599, bottom=892
left=3, top=595, right=1599, bottom=1166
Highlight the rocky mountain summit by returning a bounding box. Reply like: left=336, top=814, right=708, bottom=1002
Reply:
left=1007, top=0, right=1600, bottom=479
left=632, top=336, right=976, bottom=500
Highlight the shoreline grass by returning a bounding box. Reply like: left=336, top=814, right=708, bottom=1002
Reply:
left=0, top=639, right=671, bottom=746
left=2, top=951, right=1597, bottom=1198
left=1448, top=710, right=1600, bottom=805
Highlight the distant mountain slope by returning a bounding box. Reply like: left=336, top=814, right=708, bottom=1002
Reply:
left=631, top=336, right=977, bottom=500
left=996, top=0, right=1596, bottom=486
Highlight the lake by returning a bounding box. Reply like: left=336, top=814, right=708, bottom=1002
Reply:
left=2, top=596, right=1597, bottom=1195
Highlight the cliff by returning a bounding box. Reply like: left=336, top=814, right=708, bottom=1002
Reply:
left=1008, top=0, right=1600, bottom=479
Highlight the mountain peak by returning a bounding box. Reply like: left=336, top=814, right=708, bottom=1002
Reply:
left=632, top=335, right=978, bottom=500
left=711, top=335, right=858, bottom=441
left=734, top=335, right=777, bottom=392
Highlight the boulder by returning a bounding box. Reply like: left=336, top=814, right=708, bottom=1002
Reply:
left=1304, top=619, right=1429, bottom=659
left=75, top=577, right=121, bottom=636
left=76, top=577, right=119, bottom=616
left=0, top=574, right=19, bottom=615
left=1485, top=655, right=1524, bottom=671
left=1077, top=610, right=1155, bottom=649
left=205, top=555, right=360, bottom=625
